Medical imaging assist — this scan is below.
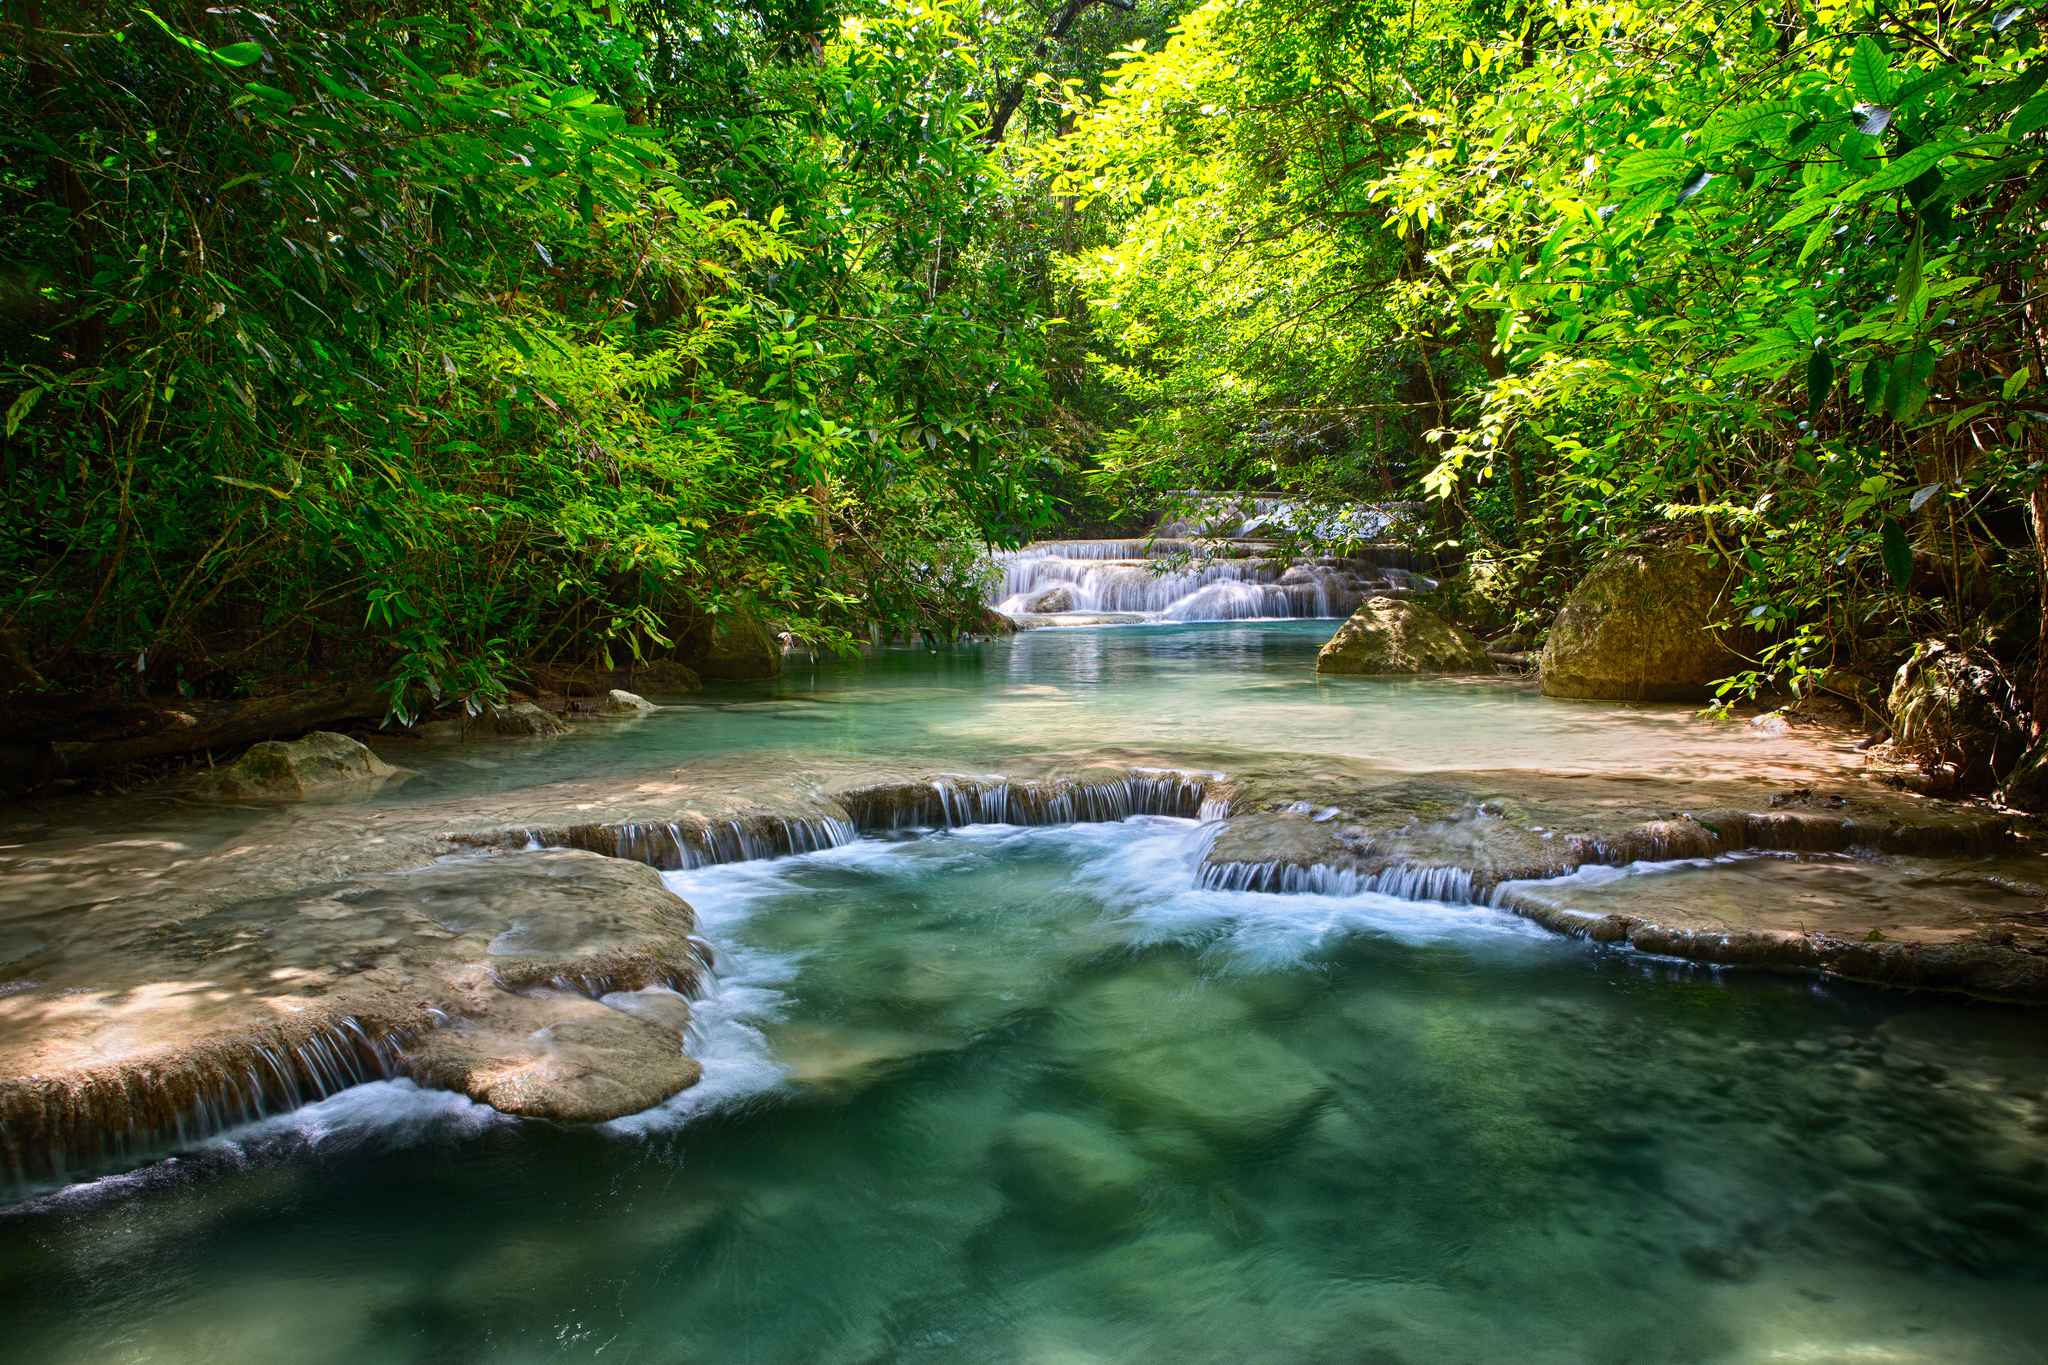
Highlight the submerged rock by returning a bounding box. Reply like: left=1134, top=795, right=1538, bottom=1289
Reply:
left=201, top=731, right=398, bottom=799
left=1083, top=1032, right=1332, bottom=1152
left=997, top=1111, right=1152, bottom=1233
left=1538, top=547, right=1746, bottom=701
left=1888, top=642, right=2026, bottom=794
left=1315, top=597, right=1490, bottom=675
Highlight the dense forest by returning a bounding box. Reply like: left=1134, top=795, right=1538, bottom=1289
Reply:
left=4, top=0, right=2046, bottom=751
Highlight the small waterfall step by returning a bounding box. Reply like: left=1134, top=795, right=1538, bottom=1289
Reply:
left=992, top=532, right=1436, bottom=625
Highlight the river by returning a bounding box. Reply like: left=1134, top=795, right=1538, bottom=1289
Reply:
left=1, top=623, right=2044, bottom=1364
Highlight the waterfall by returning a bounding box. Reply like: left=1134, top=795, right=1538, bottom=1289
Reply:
left=990, top=501, right=1435, bottom=624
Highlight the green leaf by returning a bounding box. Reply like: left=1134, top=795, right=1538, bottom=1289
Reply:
left=1884, top=348, right=1937, bottom=420
left=1854, top=140, right=1962, bottom=199
left=1895, top=223, right=1924, bottom=322
left=1718, top=331, right=1802, bottom=377
left=213, top=42, right=263, bottom=67
left=1862, top=356, right=1891, bottom=413
left=4, top=385, right=44, bottom=436
left=1850, top=36, right=1894, bottom=105
left=1806, top=346, right=1836, bottom=417
left=2012, top=89, right=2048, bottom=136
left=2006, top=366, right=2035, bottom=398
left=1881, top=519, right=1913, bottom=589
left=1611, top=147, right=1687, bottom=187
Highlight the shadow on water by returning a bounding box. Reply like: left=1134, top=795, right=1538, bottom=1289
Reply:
left=3, top=818, right=2044, bottom=1364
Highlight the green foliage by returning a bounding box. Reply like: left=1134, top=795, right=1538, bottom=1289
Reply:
left=1060, top=0, right=2048, bottom=695
left=0, top=0, right=1065, bottom=710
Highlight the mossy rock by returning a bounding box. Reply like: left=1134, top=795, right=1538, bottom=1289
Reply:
left=202, top=731, right=396, bottom=798
left=1538, top=547, right=1747, bottom=702
left=690, top=608, right=782, bottom=681
left=1315, top=597, right=1491, bottom=675
left=1889, top=642, right=2026, bottom=795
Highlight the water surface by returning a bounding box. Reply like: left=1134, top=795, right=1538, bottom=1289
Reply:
left=3, top=819, right=2043, bottom=1364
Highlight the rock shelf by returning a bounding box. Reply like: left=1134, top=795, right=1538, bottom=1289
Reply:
left=3, top=746, right=2043, bottom=1181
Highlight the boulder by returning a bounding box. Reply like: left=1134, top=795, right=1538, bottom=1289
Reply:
left=691, top=608, right=782, bottom=681
left=1889, top=642, right=2027, bottom=794
left=486, top=701, right=571, bottom=736
left=1024, top=585, right=1077, bottom=614
left=631, top=660, right=702, bottom=694
left=2002, top=740, right=2048, bottom=813
left=202, top=731, right=397, bottom=798
left=598, top=689, right=656, bottom=715
left=1538, top=547, right=1747, bottom=701
left=1315, top=597, right=1491, bottom=675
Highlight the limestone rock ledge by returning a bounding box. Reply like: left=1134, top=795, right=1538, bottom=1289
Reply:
left=1315, top=597, right=1490, bottom=675
left=0, top=849, right=707, bottom=1178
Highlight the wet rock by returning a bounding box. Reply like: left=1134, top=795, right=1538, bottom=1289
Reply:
left=1315, top=597, right=1490, bottom=675
left=997, top=1111, right=1152, bottom=1233
left=1888, top=642, right=2026, bottom=794
left=0, top=849, right=711, bottom=1172
left=690, top=607, right=782, bottom=681
left=486, top=701, right=571, bottom=737
left=1024, top=585, right=1077, bottom=614
left=408, top=993, right=700, bottom=1123
left=1538, top=547, right=1749, bottom=701
left=598, top=689, right=656, bottom=715
left=200, top=731, right=398, bottom=799
left=1828, top=1134, right=1889, bottom=1173
left=1081, top=1031, right=1331, bottom=1152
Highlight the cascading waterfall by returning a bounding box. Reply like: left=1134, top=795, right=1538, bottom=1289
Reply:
left=990, top=499, right=1437, bottom=624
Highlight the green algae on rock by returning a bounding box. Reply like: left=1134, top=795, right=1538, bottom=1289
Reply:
left=199, top=731, right=400, bottom=799
left=1314, top=597, right=1490, bottom=675
left=1538, top=547, right=1748, bottom=702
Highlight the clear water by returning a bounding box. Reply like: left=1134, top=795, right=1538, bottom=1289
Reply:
left=374, top=622, right=1852, bottom=807
left=4, top=624, right=2036, bottom=1364
left=4, top=818, right=2044, bottom=1364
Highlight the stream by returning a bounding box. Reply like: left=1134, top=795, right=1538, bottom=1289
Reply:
left=2, top=623, right=2045, bottom=1364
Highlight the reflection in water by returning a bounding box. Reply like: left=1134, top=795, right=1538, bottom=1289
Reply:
left=2, top=820, right=2043, bottom=1364
left=342, top=621, right=1853, bottom=807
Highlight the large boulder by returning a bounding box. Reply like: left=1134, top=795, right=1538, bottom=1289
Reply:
left=1539, top=547, right=1747, bottom=701
left=1315, top=597, right=1490, bottom=675
left=631, top=660, right=702, bottom=694
left=202, top=731, right=397, bottom=798
left=690, top=608, right=782, bottom=681
left=1888, top=642, right=2026, bottom=794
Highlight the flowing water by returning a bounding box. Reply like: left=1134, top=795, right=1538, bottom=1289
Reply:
left=3, top=624, right=2045, bottom=1364
left=356, top=621, right=1854, bottom=805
